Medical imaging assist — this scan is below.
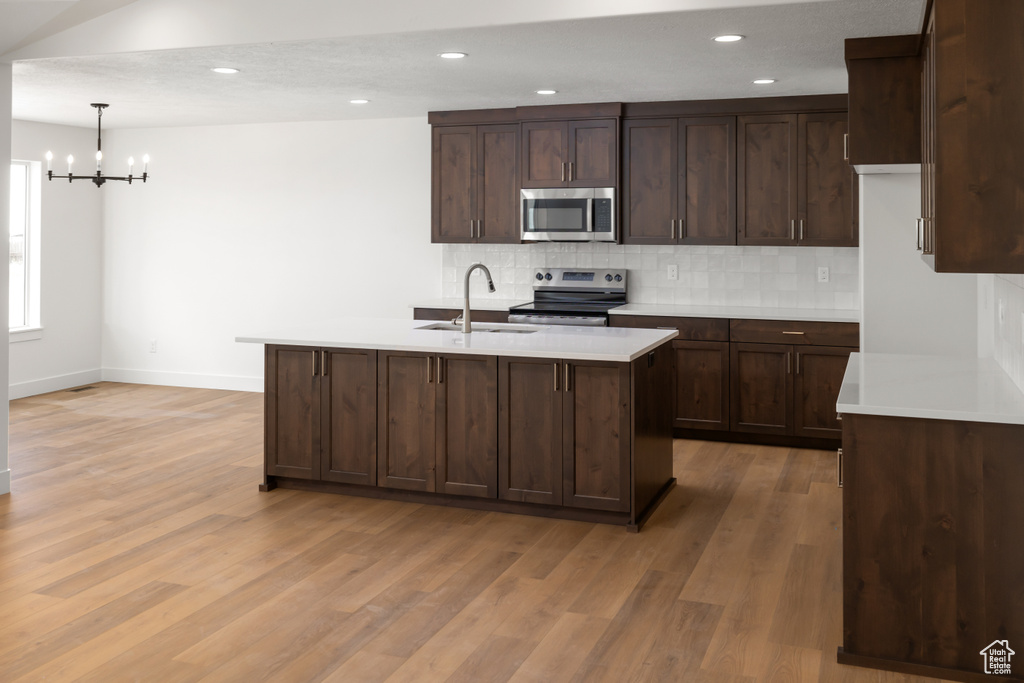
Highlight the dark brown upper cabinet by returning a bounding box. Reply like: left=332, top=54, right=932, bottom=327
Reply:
left=521, top=119, right=617, bottom=189
left=844, top=34, right=922, bottom=167
left=622, top=116, right=736, bottom=245
left=919, top=0, right=1024, bottom=273
left=739, top=113, right=855, bottom=247
left=431, top=124, right=519, bottom=244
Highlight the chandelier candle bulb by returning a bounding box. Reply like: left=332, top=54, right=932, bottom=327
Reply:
left=143, top=154, right=149, bottom=173
left=45, top=151, right=52, bottom=172
left=67, top=155, right=74, bottom=173
left=128, top=157, right=134, bottom=175
left=96, top=150, right=102, bottom=171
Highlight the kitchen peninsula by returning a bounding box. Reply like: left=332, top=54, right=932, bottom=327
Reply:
left=237, top=319, right=677, bottom=531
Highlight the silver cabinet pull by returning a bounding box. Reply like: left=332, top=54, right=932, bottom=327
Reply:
left=782, top=331, right=805, bottom=335
left=799, top=219, right=805, bottom=240
left=561, top=163, right=565, bottom=182
left=437, top=356, right=443, bottom=384
left=565, top=363, right=571, bottom=392
left=568, top=162, right=574, bottom=182
left=837, top=448, right=844, bottom=488
left=426, top=355, right=433, bottom=383
left=916, top=218, right=923, bottom=251
left=844, top=133, right=849, bottom=161
left=553, top=362, right=560, bottom=392
left=790, top=219, right=796, bottom=240
left=670, top=219, right=676, bottom=239
left=312, top=349, right=318, bottom=377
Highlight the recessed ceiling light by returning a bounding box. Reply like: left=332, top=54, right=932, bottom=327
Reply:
left=349, top=99, right=370, bottom=104
left=438, top=52, right=467, bottom=59
left=713, top=34, right=744, bottom=43
left=536, top=90, right=557, bottom=95
left=753, top=79, right=776, bottom=85
left=211, top=67, right=239, bottom=74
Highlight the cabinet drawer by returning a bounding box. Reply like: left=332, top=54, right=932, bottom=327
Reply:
left=609, top=315, right=729, bottom=341
left=730, top=319, right=858, bottom=347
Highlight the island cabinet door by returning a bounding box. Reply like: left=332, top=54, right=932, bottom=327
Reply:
left=730, top=342, right=793, bottom=436
left=436, top=354, right=498, bottom=498
left=498, top=356, right=564, bottom=506
left=320, top=348, right=377, bottom=486
left=673, top=340, right=730, bottom=431
left=377, top=351, right=437, bottom=492
left=562, top=360, right=631, bottom=512
left=265, top=345, right=321, bottom=480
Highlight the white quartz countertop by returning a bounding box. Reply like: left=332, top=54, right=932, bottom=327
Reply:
left=836, top=353, right=1024, bottom=425
left=610, top=303, right=860, bottom=323
left=411, top=298, right=529, bottom=312
left=237, top=318, right=676, bottom=363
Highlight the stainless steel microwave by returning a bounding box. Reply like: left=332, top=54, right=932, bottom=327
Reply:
left=521, top=187, right=616, bottom=242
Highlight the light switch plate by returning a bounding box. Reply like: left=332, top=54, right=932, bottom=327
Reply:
left=667, top=264, right=678, bottom=281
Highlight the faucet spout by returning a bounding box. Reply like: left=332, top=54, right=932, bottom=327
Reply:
left=462, top=263, right=496, bottom=333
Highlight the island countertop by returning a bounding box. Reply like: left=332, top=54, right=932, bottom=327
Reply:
left=836, top=352, right=1024, bottom=425
left=237, top=318, right=677, bottom=363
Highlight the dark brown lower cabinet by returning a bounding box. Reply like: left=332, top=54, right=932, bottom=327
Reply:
left=840, top=413, right=1024, bottom=682
left=562, top=361, right=631, bottom=512
left=500, top=354, right=667, bottom=514
left=377, top=351, right=497, bottom=497
left=265, top=345, right=377, bottom=484
left=731, top=342, right=854, bottom=438
left=264, top=343, right=674, bottom=530
left=265, top=345, right=322, bottom=480
left=730, top=342, right=792, bottom=435
left=673, top=340, right=730, bottom=431
left=322, top=348, right=378, bottom=485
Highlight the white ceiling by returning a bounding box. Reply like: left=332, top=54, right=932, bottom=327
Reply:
left=9, top=0, right=925, bottom=129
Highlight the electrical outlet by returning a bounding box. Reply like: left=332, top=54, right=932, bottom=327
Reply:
left=667, top=264, right=678, bottom=281
left=817, top=266, right=830, bottom=283
left=149, top=339, right=158, bottom=353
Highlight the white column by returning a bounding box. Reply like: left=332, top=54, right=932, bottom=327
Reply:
left=1, top=61, right=12, bottom=495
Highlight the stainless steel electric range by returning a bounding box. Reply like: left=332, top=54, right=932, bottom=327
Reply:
left=508, top=268, right=627, bottom=327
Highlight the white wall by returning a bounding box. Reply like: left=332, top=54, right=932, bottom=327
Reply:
left=990, top=274, right=1024, bottom=393
left=1, top=62, right=11, bottom=495
left=100, top=117, right=440, bottom=391
left=9, top=120, right=103, bottom=399
left=859, top=173, right=977, bottom=356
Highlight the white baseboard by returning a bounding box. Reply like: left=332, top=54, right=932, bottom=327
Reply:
left=8, top=369, right=103, bottom=400
left=0, top=468, right=10, bottom=495
left=101, top=368, right=263, bottom=393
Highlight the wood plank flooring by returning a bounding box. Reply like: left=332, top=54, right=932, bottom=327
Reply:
left=1, top=382, right=945, bottom=682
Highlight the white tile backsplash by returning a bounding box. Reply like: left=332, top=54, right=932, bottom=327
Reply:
left=993, top=274, right=1024, bottom=393
left=441, top=243, right=860, bottom=309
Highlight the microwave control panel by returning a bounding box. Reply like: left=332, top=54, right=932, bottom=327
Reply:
left=593, top=198, right=613, bottom=232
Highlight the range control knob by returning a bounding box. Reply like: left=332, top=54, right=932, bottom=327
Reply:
left=614, top=274, right=623, bottom=282
left=535, top=272, right=544, bottom=281
left=605, top=274, right=613, bottom=282
left=544, top=273, right=553, bottom=281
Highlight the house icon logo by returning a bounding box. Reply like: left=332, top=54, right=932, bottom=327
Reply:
left=980, top=640, right=1015, bottom=675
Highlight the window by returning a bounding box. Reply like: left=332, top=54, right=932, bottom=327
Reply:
left=9, top=160, right=41, bottom=338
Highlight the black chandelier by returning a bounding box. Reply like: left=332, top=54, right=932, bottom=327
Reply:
left=46, top=103, right=149, bottom=187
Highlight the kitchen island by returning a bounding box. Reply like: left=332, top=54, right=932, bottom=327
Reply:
left=237, top=319, right=677, bottom=531
left=836, top=353, right=1024, bottom=682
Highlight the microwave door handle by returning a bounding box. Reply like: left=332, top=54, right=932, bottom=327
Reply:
left=587, top=198, right=594, bottom=233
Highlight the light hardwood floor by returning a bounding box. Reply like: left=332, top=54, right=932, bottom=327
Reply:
left=2, top=382, right=944, bottom=682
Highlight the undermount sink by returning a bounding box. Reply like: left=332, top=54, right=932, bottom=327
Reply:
left=416, top=322, right=539, bottom=334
